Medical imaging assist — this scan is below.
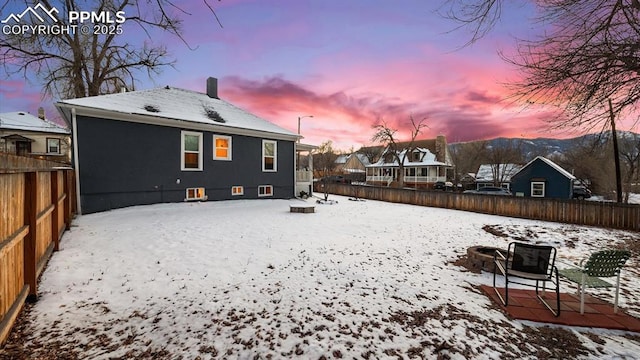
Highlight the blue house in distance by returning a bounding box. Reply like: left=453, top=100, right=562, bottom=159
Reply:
left=510, top=156, right=576, bottom=199
left=56, top=77, right=302, bottom=214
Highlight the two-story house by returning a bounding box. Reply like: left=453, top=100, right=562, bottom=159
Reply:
left=365, top=136, right=453, bottom=189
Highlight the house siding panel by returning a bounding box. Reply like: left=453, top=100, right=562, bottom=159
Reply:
left=76, top=116, right=294, bottom=214
left=511, top=159, right=572, bottom=199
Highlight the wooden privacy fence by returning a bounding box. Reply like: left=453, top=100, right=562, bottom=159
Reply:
left=0, top=154, right=75, bottom=346
left=318, top=184, right=640, bottom=232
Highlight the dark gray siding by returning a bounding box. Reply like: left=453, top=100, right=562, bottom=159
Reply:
left=511, top=159, right=572, bottom=198
left=76, top=116, right=294, bottom=213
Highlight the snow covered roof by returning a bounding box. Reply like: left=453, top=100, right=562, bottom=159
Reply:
left=0, top=111, right=70, bottom=134
left=55, top=86, right=298, bottom=140
left=335, top=154, right=349, bottom=164
left=354, top=153, right=371, bottom=166
left=516, top=156, right=576, bottom=180
left=475, top=164, right=522, bottom=182
left=367, top=147, right=450, bottom=168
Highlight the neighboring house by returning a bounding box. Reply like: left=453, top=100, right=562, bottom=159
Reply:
left=366, top=136, right=453, bottom=189
left=333, top=152, right=370, bottom=182
left=474, top=163, right=522, bottom=190
left=55, top=77, right=305, bottom=214
left=333, top=154, right=349, bottom=174
left=0, top=109, right=71, bottom=163
left=510, top=156, right=576, bottom=199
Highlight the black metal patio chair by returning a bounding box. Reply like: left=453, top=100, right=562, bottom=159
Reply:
left=493, top=242, right=561, bottom=317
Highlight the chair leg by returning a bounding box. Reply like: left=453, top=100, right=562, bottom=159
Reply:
left=493, top=259, right=508, bottom=306
left=535, top=274, right=560, bottom=317
left=580, top=274, right=586, bottom=315
left=614, top=272, right=621, bottom=314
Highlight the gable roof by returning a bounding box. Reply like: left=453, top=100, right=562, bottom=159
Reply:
left=55, top=87, right=298, bottom=141
left=515, top=156, right=576, bottom=180
left=475, top=163, right=522, bottom=182
left=368, top=147, right=450, bottom=167
left=0, top=111, right=70, bottom=134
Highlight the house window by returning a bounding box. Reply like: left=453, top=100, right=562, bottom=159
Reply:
left=231, top=186, right=244, bottom=196
left=46, top=138, right=61, bottom=154
left=181, top=131, right=202, bottom=171
left=185, top=187, right=206, bottom=201
left=262, top=140, right=277, bottom=172
left=412, top=151, right=421, bottom=162
left=258, top=185, right=273, bottom=197
left=213, top=135, right=232, bottom=160
left=531, top=182, right=545, bottom=197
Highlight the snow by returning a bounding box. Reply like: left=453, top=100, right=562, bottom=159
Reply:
left=0, top=111, right=69, bottom=133
left=56, top=87, right=297, bottom=138
left=19, top=196, right=640, bottom=358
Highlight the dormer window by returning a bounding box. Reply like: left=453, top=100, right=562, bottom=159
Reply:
left=412, top=151, right=421, bottom=162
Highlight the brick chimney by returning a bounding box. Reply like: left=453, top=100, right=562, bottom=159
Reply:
left=435, top=135, right=447, bottom=163
left=38, top=107, right=45, bottom=120
left=206, top=77, right=219, bottom=99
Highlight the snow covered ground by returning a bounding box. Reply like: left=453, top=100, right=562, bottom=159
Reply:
left=5, top=195, right=640, bottom=359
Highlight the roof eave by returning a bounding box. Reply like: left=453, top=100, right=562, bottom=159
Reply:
left=56, top=102, right=299, bottom=142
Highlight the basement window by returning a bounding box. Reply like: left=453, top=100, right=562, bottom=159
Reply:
left=258, top=185, right=273, bottom=197
left=185, top=187, right=206, bottom=201
left=231, top=186, right=244, bottom=196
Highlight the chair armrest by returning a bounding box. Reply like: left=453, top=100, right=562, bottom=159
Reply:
left=494, top=250, right=506, bottom=261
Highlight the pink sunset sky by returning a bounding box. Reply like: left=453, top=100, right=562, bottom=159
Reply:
left=1, top=0, right=637, bottom=150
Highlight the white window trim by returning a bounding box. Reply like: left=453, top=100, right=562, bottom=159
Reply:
left=185, top=187, right=207, bottom=201
left=213, top=134, right=232, bottom=161
left=231, top=186, right=244, bottom=196
left=258, top=185, right=273, bottom=197
left=262, top=140, right=277, bottom=172
left=181, top=130, right=203, bottom=171
left=531, top=181, right=545, bottom=198
left=46, top=138, right=61, bottom=154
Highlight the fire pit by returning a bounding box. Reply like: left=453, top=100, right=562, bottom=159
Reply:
left=467, top=246, right=506, bottom=272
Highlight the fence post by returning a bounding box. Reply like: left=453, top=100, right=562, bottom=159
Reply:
left=23, top=172, right=38, bottom=301
left=63, top=169, right=72, bottom=228
left=51, top=170, right=60, bottom=251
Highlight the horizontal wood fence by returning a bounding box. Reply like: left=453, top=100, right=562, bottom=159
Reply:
left=317, top=184, right=640, bottom=232
left=0, top=154, right=75, bottom=346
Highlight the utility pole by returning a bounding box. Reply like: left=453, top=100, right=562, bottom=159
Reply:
left=608, top=99, right=623, bottom=203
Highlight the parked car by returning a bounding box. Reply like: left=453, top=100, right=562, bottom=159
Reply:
left=463, top=187, right=512, bottom=196
left=434, top=181, right=454, bottom=191
left=572, top=186, right=592, bottom=200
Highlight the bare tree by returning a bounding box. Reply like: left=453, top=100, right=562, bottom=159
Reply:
left=314, top=140, right=338, bottom=178
left=483, top=139, right=524, bottom=187
left=1, top=0, right=222, bottom=99
left=371, top=116, right=429, bottom=188
left=618, top=132, right=640, bottom=202
left=443, top=0, right=640, bottom=201
left=448, top=140, right=488, bottom=184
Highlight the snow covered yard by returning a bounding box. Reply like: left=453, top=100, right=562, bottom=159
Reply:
left=2, top=195, right=640, bottom=359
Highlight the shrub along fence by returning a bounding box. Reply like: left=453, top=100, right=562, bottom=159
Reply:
left=317, top=183, right=640, bottom=232
left=0, top=154, right=75, bottom=346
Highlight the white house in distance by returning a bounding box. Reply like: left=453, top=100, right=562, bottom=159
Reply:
left=365, top=136, right=453, bottom=189
left=474, top=163, right=523, bottom=190
left=0, top=109, right=71, bottom=163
